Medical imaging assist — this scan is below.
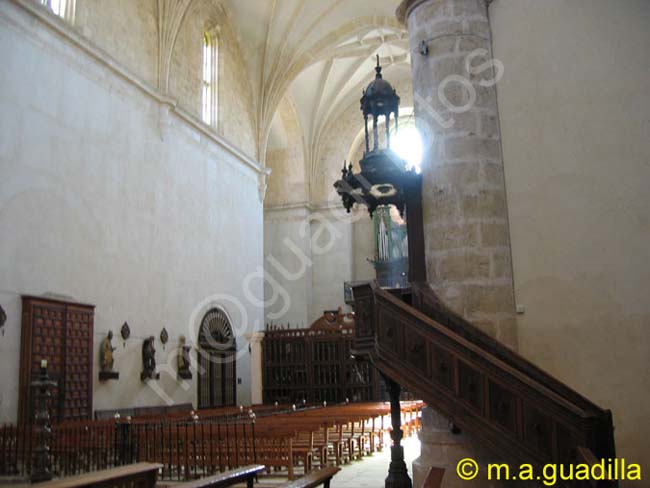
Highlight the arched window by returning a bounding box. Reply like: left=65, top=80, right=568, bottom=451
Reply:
left=197, top=308, right=236, bottom=408
left=202, top=29, right=219, bottom=127
left=41, top=0, right=75, bottom=21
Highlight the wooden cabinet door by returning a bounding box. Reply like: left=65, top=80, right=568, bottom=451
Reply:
left=18, top=296, right=94, bottom=424
left=62, top=305, right=94, bottom=421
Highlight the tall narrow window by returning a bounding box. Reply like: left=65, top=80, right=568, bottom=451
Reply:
left=41, top=0, right=75, bottom=21
left=202, top=31, right=219, bottom=127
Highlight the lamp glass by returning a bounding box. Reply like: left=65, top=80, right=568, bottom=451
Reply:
left=392, top=125, right=423, bottom=173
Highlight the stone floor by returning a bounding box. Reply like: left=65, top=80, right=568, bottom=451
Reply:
left=232, top=436, right=421, bottom=488
left=331, top=436, right=420, bottom=488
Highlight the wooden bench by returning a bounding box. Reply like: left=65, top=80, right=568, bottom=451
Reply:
left=94, top=403, right=194, bottom=420
left=174, top=464, right=266, bottom=488
left=279, top=466, right=341, bottom=488
left=33, top=462, right=162, bottom=488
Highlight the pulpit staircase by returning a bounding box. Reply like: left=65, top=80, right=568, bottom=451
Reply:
left=351, top=281, right=617, bottom=486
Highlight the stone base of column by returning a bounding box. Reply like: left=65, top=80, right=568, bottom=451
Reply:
left=386, top=445, right=413, bottom=488
left=412, top=408, right=504, bottom=488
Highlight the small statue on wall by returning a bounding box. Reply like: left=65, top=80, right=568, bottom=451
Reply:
left=177, top=335, right=192, bottom=380
left=141, top=336, right=159, bottom=380
left=99, top=331, right=119, bottom=380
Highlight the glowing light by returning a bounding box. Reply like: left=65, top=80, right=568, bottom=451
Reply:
left=392, top=125, right=423, bottom=172
left=48, top=0, right=67, bottom=17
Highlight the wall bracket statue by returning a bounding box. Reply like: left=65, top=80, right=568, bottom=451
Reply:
left=141, top=335, right=160, bottom=380
left=177, top=335, right=192, bottom=380
left=99, top=330, right=119, bottom=380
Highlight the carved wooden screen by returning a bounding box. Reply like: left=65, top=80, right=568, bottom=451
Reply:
left=18, top=296, right=94, bottom=424
left=197, top=309, right=236, bottom=409
left=262, top=310, right=380, bottom=404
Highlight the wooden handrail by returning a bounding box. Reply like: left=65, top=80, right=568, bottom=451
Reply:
left=378, top=285, right=592, bottom=417
left=410, top=282, right=606, bottom=414
left=351, top=281, right=616, bottom=474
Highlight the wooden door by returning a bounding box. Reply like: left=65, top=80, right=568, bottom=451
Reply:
left=197, top=309, right=236, bottom=409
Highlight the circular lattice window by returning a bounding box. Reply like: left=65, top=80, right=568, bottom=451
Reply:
left=199, top=308, right=236, bottom=351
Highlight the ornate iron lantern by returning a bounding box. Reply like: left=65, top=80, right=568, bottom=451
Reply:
left=335, top=57, right=425, bottom=488
left=335, top=56, right=419, bottom=217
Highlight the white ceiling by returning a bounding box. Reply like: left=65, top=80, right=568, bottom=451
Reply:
left=221, top=0, right=411, bottom=168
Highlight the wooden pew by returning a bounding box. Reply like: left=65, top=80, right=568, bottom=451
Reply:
left=254, top=433, right=297, bottom=479
left=251, top=401, right=405, bottom=470
left=94, top=403, right=193, bottom=420
left=1, top=402, right=420, bottom=483
left=172, top=465, right=339, bottom=488
left=33, top=462, right=161, bottom=488
left=280, top=466, right=341, bottom=488
left=172, top=464, right=266, bottom=488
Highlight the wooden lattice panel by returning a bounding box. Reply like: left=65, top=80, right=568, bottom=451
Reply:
left=262, top=311, right=380, bottom=404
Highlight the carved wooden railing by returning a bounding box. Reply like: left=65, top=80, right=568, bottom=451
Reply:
left=351, top=281, right=616, bottom=477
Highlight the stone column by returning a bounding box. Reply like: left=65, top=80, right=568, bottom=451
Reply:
left=246, top=332, right=265, bottom=404
left=397, top=1, right=516, bottom=486
left=413, top=408, right=502, bottom=488
left=399, top=0, right=517, bottom=347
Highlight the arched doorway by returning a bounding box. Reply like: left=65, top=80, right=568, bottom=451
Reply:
left=197, top=308, right=237, bottom=408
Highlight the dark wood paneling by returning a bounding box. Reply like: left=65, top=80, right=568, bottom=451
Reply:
left=19, top=296, right=94, bottom=424
left=523, top=403, right=555, bottom=458
left=430, top=344, right=453, bottom=390
left=458, top=361, right=484, bottom=413
left=404, top=327, right=429, bottom=378
left=488, top=380, right=518, bottom=434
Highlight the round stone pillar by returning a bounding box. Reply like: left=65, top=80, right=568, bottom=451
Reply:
left=398, top=1, right=516, bottom=486
left=413, top=407, right=507, bottom=488
left=399, top=0, right=517, bottom=348
left=245, top=332, right=265, bottom=404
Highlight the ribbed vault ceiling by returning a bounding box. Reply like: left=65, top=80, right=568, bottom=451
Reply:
left=222, top=0, right=411, bottom=178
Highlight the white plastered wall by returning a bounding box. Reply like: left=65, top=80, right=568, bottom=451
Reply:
left=491, top=0, right=650, bottom=476
left=0, top=1, right=265, bottom=420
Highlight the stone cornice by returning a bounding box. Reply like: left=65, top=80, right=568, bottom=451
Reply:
left=264, top=201, right=366, bottom=225
left=397, top=0, right=494, bottom=24
left=263, top=201, right=345, bottom=214
left=7, top=0, right=268, bottom=177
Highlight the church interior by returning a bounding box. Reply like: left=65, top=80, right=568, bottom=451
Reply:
left=0, top=0, right=648, bottom=486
